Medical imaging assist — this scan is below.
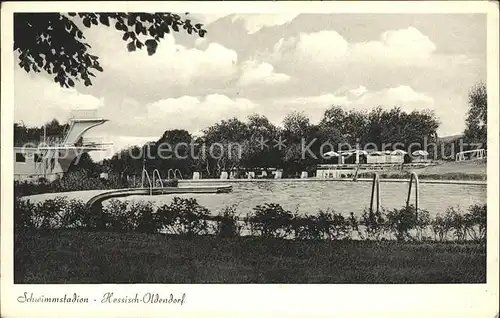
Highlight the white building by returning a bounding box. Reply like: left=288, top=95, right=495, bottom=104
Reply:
left=14, top=110, right=111, bottom=183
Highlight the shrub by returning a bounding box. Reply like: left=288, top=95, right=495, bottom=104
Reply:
left=347, top=212, right=361, bottom=239
left=33, top=197, right=69, bottom=229
left=291, top=213, right=320, bottom=240
left=101, top=200, right=161, bottom=233
left=464, top=204, right=486, bottom=242
left=445, top=207, right=468, bottom=242
left=359, top=208, right=387, bottom=240
left=385, top=205, right=430, bottom=241
left=415, top=209, right=431, bottom=240
left=131, top=201, right=161, bottom=234
left=14, top=197, right=37, bottom=229
left=247, top=203, right=294, bottom=238
left=431, top=213, right=452, bottom=241
left=104, top=200, right=134, bottom=232
left=213, top=205, right=242, bottom=237
left=314, top=210, right=350, bottom=240
left=60, top=199, right=89, bottom=229
left=157, top=197, right=211, bottom=236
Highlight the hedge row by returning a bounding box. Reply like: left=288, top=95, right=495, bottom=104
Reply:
left=14, top=174, right=178, bottom=197
left=14, top=196, right=486, bottom=242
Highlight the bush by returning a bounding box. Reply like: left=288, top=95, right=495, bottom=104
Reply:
left=12, top=193, right=487, bottom=244
left=347, top=212, right=361, bottom=239
left=132, top=201, right=162, bottom=234
left=464, top=204, right=486, bottom=242
left=385, top=206, right=430, bottom=241
left=33, top=197, right=69, bottom=229
left=213, top=205, right=242, bottom=237
left=445, top=207, right=468, bottom=242
left=14, top=197, right=37, bottom=229
left=291, top=213, right=324, bottom=240
left=104, top=200, right=135, bottom=232
left=314, top=210, right=350, bottom=240
left=359, top=208, right=387, bottom=240
left=60, top=199, right=90, bottom=229
left=247, top=203, right=294, bottom=238
left=157, top=197, right=211, bottom=236
left=415, top=209, right=431, bottom=240
left=431, top=213, right=452, bottom=241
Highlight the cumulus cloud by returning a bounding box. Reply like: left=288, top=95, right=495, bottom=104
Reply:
left=79, top=27, right=239, bottom=100
left=351, top=27, right=436, bottom=61
left=129, top=94, right=258, bottom=137
left=89, top=134, right=157, bottom=161
left=104, top=35, right=238, bottom=87
left=237, top=60, right=290, bottom=86
left=349, top=85, right=368, bottom=98
left=232, top=14, right=300, bottom=34
left=352, top=85, right=435, bottom=113
left=14, top=69, right=104, bottom=127
left=270, top=27, right=437, bottom=67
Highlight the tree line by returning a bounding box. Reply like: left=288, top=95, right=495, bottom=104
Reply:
left=14, top=82, right=487, bottom=179
left=104, top=105, right=441, bottom=178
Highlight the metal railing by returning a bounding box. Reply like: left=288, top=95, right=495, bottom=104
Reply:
left=369, top=173, right=381, bottom=213
left=69, top=109, right=99, bottom=119
left=152, top=169, right=164, bottom=188
left=406, top=172, right=419, bottom=215
left=174, top=169, right=183, bottom=179
left=455, top=149, right=487, bottom=161
left=81, top=137, right=104, bottom=145
left=141, top=169, right=153, bottom=195
left=167, top=169, right=174, bottom=180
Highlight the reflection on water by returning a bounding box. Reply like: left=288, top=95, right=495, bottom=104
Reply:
left=27, top=181, right=487, bottom=217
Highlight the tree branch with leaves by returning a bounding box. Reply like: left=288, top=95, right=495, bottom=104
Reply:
left=14, top=12, right=206, bottom=88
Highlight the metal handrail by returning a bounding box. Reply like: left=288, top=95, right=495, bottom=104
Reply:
left=174, top=169, right=183, bottom=180
left=152, top=169, right=164, bottom=188
left=69, top=109, right=98, bottom=119
left=167, top=168, right=174, bottom=180
left=369, top=173, right=381, bottom=213
left=141, top=169, right=153, bottom=195
left=406, top=172, right=419, bottom=215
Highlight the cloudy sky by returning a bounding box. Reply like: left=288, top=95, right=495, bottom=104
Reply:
left=14, top=13, right=486, bottom=159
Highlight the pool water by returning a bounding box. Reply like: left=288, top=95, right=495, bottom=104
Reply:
left=26, top=181, right=487, bottom=217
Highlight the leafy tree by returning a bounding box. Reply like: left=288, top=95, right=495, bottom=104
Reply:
left=14, top=12, right=206, bottom=88
left=320, top=106, right=368, bottom=145
left=14, top=119, right=68, bottom=145
left=282, top=112, right=314, bottom=175
left=201, top=118, right=251, bottom=177
left=245, top=114, right=282, bottom=168
left=463, top=82, right=487, bottom=148
left=151, top=129, right=194, bottom=177
left=282, top=111, right=312, bottom=142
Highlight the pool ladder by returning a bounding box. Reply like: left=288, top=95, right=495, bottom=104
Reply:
left=369, top=173, right=381, bottom=213
left=406, top=172, right=419, bottom=216
left=141, top=168, right=165, bottom=195
left=369, top=171, right=420, bottom=215
left=167, top=168, right=183, bottom=180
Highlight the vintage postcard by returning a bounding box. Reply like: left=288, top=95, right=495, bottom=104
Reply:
left=1, top=1, right=499, bottom=318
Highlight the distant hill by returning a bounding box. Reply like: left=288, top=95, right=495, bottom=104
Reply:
left=438, top=134, right=463, bottom=143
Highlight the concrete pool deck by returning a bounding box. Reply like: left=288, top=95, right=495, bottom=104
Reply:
left=179, top=178, right=487, bottom=186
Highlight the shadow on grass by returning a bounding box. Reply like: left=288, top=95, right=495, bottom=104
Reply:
left=14, top=229, right=486, bottom=284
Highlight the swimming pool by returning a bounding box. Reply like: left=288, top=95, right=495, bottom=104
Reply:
left=25, top=180, right=487, bottom=216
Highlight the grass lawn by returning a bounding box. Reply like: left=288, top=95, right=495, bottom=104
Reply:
left=410, top=159, right=487, bottom=176
left=14, top=230, right=486, bottom=284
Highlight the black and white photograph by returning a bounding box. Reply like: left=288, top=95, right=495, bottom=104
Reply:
left=1, top=1, right=499, bottom=317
